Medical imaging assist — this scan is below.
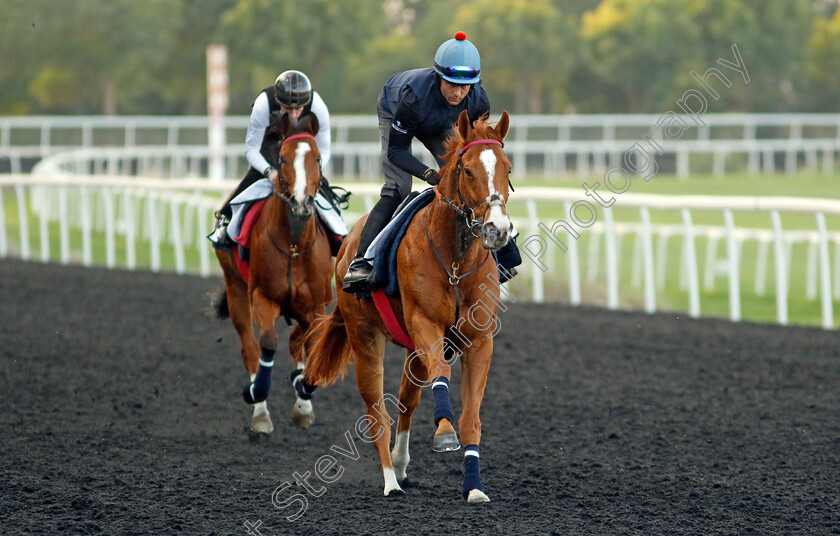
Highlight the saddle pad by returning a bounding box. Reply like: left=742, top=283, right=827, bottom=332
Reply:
left=356, top=188, right=436, bottom=299
left=235, top=198, right=267, bottom=248
left=232, top=198, right=267, bottom=283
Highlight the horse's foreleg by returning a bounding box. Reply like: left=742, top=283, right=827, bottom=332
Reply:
left=288, top=320, right=316, bottom=429
left=243, top=289, right=281, bottom=405
left=392, top=349, right=426, bottom=483
left=405, top=314, right=461, bottom=452
left=459, top=339, right=493, bottom=503
left=431, top=357, right=460, bottom=453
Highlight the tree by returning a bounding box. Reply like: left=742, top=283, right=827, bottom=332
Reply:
left=219, top=0, right=388, bottom=114
left=809, top=8, right=840, bottom=110
left=0, top=0, right=185, bottom=114
left=687, top=0, right=814, bottom=112
left=579, top=0, right=702, bottom=112
left=448, top=0, right=575, bottom=114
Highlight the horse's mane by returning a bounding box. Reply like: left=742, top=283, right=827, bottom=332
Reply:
left=439, top=114, right=501, bottom=178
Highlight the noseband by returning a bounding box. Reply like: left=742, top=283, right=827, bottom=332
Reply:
left=272, top=133, right=320, bottom=202
left=427, top=138, right=511, bottom=335
left=269, top=132, right=322, bottom=326
left=440, top=138, right=508, bottom=240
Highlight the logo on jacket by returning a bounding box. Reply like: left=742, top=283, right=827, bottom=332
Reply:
left=391, top=120, right=407, bottom=134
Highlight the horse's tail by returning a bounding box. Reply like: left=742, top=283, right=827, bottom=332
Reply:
left=303, top=305, right=353, bottom=387
left=212, top=287, right=229, bottom=319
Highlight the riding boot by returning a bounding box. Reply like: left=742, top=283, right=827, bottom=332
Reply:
left=208, top=212, right=234, bottom=251
left=342, top=196, right=401, bottom=293
left=209, top=168, right=263, bottom=251
left=496, top=237, right=522, bottom=284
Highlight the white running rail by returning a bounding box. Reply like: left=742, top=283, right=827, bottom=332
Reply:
left=3, top=113, right=840, bottom=178
left=2, top=174, right=839, bottom=328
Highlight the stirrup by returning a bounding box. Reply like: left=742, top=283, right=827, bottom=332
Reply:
left=208, top=214, right=233, bottom=249
left=342, top=258, right=373, bottom=292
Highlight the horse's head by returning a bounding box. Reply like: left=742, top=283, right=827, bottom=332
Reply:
left=441, top=109, right=513, bottom=251
left=275, top=112, right=321, bottom=221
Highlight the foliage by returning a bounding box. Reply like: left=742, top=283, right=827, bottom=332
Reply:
left=451, top=0, right=575, bottom=113
left=0, top=0, right=838, bottom=115
left=810, top=8, right=840, bottom=110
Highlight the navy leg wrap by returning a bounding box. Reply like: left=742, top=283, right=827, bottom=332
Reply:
left=242, top=354, right=273, bottom=404
left=290, top=369, right=317, bottom=400
left=462, top=444, right=484, bottom=497
left=432, top=377, right=455, bottom=426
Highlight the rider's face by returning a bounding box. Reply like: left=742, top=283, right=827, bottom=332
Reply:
left=279, top=102, right=304, bottom=119
left=439, top=79, right=471, bottom=106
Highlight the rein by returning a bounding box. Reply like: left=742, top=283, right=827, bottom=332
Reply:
left=427, top=138, right=507, bottom=330
left=269, top=132, right=321, bottom=326
left=443, top=139, right=508, bottom=247
left=272, top=133, right=320, bottom=202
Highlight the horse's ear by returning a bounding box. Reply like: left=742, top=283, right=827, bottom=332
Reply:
left=298, top=111, right=319, bottom=136
left=495, top=110, right=510, bottom=141
left=457, top=109, right=470, bottom=141
left=279, top=113, right=294, bottom=139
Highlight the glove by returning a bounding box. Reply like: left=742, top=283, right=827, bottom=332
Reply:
left=423, top=168, right=442, bottom=186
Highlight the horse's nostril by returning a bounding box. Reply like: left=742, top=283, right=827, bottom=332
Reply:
left=485, top=224, right=498, bottom=236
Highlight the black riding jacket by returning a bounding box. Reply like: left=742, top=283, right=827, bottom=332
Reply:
left=379, top=68, right=490, bottom=179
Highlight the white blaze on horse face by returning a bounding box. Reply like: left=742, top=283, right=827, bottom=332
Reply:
left=293, top=142, right=311, bottom=202
left=479, top=149, right=511, bottom=232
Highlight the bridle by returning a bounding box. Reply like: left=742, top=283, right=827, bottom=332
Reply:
left=272, top=133, right=320, bottom=202
left=440, top=139, right=510, bottom=243
left=269, top=132, right=322, bottom=326
left=435, top=138, right=510, bottom=257
left=427, top=137, right=511, bottom=327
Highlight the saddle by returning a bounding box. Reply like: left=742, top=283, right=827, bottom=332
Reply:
left=231, top=198, right=338, bottom=284
left=359, top=188, right=522, bottom=299
left=357, top=189, right=436, bottom=299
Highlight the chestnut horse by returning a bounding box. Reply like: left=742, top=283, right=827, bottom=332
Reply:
left=215, top=112, right=332, bottom=434
left=304, top=110, right=512, bottom=502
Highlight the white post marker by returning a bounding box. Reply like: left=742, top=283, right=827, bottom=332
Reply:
left=206, top=45, right=228, bottom=181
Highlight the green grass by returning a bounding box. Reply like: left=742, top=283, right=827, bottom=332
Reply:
left=1, top=187, right=216, bottom=274
left=497, top=173, right=840, bottom=327
left=4, top=173, right=840, bottom=328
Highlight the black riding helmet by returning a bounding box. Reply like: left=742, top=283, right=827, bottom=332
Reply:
left=274, top=70, right=312, bottom=107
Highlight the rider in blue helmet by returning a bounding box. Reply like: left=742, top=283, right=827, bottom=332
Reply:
left=343, top=32, right=519, bottom=292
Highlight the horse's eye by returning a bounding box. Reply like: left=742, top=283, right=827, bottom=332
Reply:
left=280, top=157, right=286, bottom=165
left=464, top=168, right=474, bottom=179
left=508, top=167, right=512, bottom=175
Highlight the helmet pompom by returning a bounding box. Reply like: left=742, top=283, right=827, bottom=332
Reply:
left=454, top=31, right=467, bottom=41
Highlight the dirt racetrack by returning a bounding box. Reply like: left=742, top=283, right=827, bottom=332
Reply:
left=1, top=258, right=839, bottom=536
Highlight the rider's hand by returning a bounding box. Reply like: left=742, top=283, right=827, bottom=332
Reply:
left=266, top=167, right=279, bottom=182
left=423, top=168, right=441, bottom=186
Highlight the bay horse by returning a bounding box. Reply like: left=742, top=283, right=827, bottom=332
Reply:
left=304, top=110, right=512, bottom=502
left=215, top=112, right=332, bottom=434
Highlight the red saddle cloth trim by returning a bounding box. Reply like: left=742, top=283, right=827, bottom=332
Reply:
left=232, top=198, right=268, bottom=283
left=371, top=290, right=415, bottom=351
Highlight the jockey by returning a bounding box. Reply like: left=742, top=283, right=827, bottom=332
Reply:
left=209, top=70, right=346, bottom=249
left=342, top=32, right=519, bottom=293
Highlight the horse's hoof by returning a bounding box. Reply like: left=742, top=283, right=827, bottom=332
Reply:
left=291, top=399, right=314, bottom=429
left=250, top=413, right=274, bottom=434
left=383, top=486, right=405, bottom=497
left=432, top=432, right=461, bottom=452
left=466, top=489, right=490, bottom=503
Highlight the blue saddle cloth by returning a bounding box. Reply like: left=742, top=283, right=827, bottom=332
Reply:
left=357, top=188, right=523, bottom=299
left=357, top=189, right=435, bottom=299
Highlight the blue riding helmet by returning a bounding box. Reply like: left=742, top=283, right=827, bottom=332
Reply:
left=433, top=31, right=481, bottom=85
